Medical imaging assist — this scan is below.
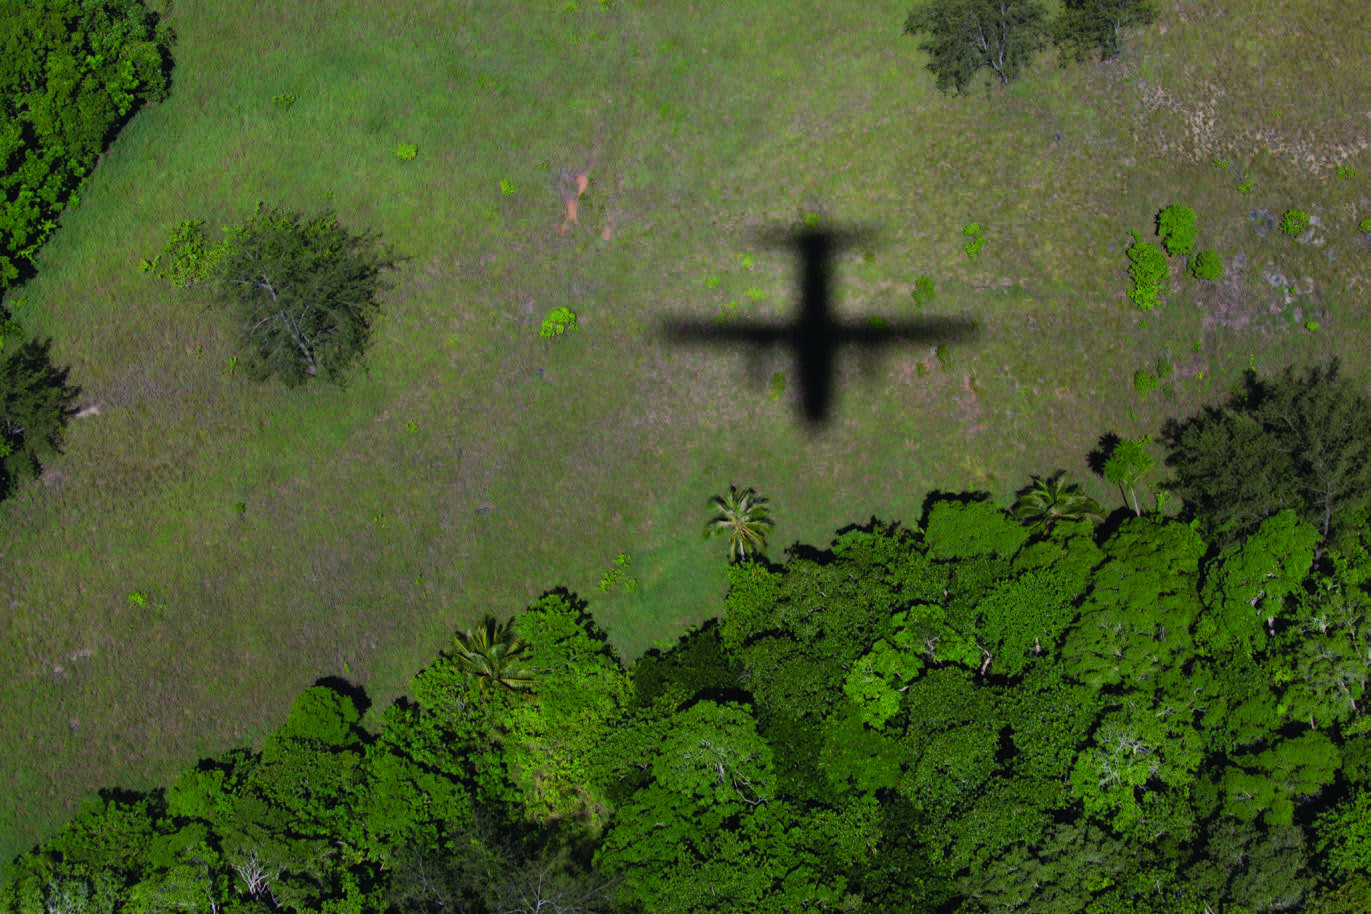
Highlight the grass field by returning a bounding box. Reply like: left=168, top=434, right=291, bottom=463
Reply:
left=1, top=0, right=1369, bottom=866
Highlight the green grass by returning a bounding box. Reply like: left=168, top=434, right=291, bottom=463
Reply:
left=2, top=0, right=1370, bottom=866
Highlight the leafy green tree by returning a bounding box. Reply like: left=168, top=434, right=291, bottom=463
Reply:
left=1188, top=818, right=1315, bottom=913
left=1316, top=787, right=1371, bottom=879
left=926, top=494, right=1032, bottom=558
left=1010, top=472, right=1105, bottom=536
left=1054, top=0, right=1158, bottom=62
left=504, top=592, right=630, bottom=824
left=1162, top=361, right=1371, bottom=548
left=1217, top=731, right=1341, bottom=826
left=0, top=336, right=79, bottom=498
left=143, top=202, right=405, bottom=386
left=903, top=0, right=1051, bottom=95
left=704, top=484, right=776, bottom=563
left=1102, top=434, right=1155, bottom=515
left=448, top=614, right=535, bottom=700
left=1156, top=203, right=1199, bottom=257
left=1197, top=509, right=1320, bottom=657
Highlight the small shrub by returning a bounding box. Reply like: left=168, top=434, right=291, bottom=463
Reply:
left=1211, top=157, right=1231, bottom=169
left=499, top=178, right=516, bottom=195
left=911, top=274, right=935, bottom=307
left=271, top=92, right=297, bottom=109
left=540, top=307, right=578, bottom=339
left=1134, top=370, right=1159, bottom=395
left=1126, top=232, right=1168, bottom=311
left=1157, top=204, right=1198, bottom=257
left=1279, top=209, right=1311, bottom=237
left=962, top=224, right=985, bottom=260
left=935, top=344, right=951, bottom=369
left=1336, top=164, right=1358, bottom=179
left=1358, top=217, right=1371, bottom=233
left=394, top=143, right=418, bottom=160
left=767, top=371, right=786, bottom=402
left=1155, top=351, right=1174, bottom=379
left=1238, top=179, right=1255, bottom=195
left=1305, top=319, right=1320, bottom=331
left=1190, top=250, right=1224, bottom=280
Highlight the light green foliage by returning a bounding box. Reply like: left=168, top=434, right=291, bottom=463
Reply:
left=1103, top=434, right=1155, bottom=515
left=1069, top=700, right=1204, bottom=834
left=1280, top=208, right=1311, bottom=237
left=972, top=566, right=1086, bottom=677
left=1198, top=509, right=1320, bottom=656
left=274, top=684, right=362, bottom=745
left=540, top=306, right=578, bottom=338
left=720, top=559, right=785, bottom=650
left=1316, top=787, right=1371, bottom=876
left=1190, top=249, right=1224, bottom=280
left=925, top=497, right=1029, bottom=559
left=843, top=628, right=924, bottom=728
left=1157, top=203, right=1198, bottom=256
left=1125, top=231, right=1168, bottom=310
left=1133, top=367, right=1158, bottom=394
left=1063, top=517, right=1206, bottom=690
left=962, top=222, right=986, bottom=259
left=505, top=592, right=630, bottom=823
left=1359, top=217, right=1371, bottom=233
left=139, top=218, right=227, bottom=287
left=1219, top=731, right=1341, bottom=825
left=1273, top=576, right=1371, bottom=727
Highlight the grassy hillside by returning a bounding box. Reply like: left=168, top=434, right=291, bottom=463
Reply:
left=1, top=0, right=1369, bottom=865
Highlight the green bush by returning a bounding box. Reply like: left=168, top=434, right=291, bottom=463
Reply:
left=1358, top=217, right=1371, bottom=233
left=1157, top=204, right=1198, bottom=257
left=1279, top=209, right=1311, bottom=237
left=911, top=274, right=936, bottom=307
left=1126, top=232, right=1168, bottom=310
left=1133, top=369, right=1159, bottom=395
left=540, top=307, right=579, bottom=339
left=1190, top=250, right=1224, bottom=281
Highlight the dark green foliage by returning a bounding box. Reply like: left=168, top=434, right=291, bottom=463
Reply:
left=1054, top=0, right=1158, bottom=62
left=1162, top=361, right=1371, bottom=547
left=0, top=0, right=174, bottom=291
left=0, top=336, right=79, bottom=499
left=903, top=0, right=1051, bottom=95
left=1190, top=248, right=1224, bottom=280
left=1157, top=203, right=1199, bottom=257
left=145, top=203, right=405, bottom=387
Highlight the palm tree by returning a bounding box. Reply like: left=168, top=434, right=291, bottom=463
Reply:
left=704, top=485, right=777, bottom=562
left=1012, top=471, right=1106, bottom=535
left=450, top=615, right=534, bottom=699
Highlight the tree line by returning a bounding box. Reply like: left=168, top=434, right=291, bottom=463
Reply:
left=903, top=0, right=1158, bottom=95
left=5, top=468, right=1371, bottom=911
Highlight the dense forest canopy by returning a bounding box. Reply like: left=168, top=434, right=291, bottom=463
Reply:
left=4, top=501, right=1371, bottom=912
